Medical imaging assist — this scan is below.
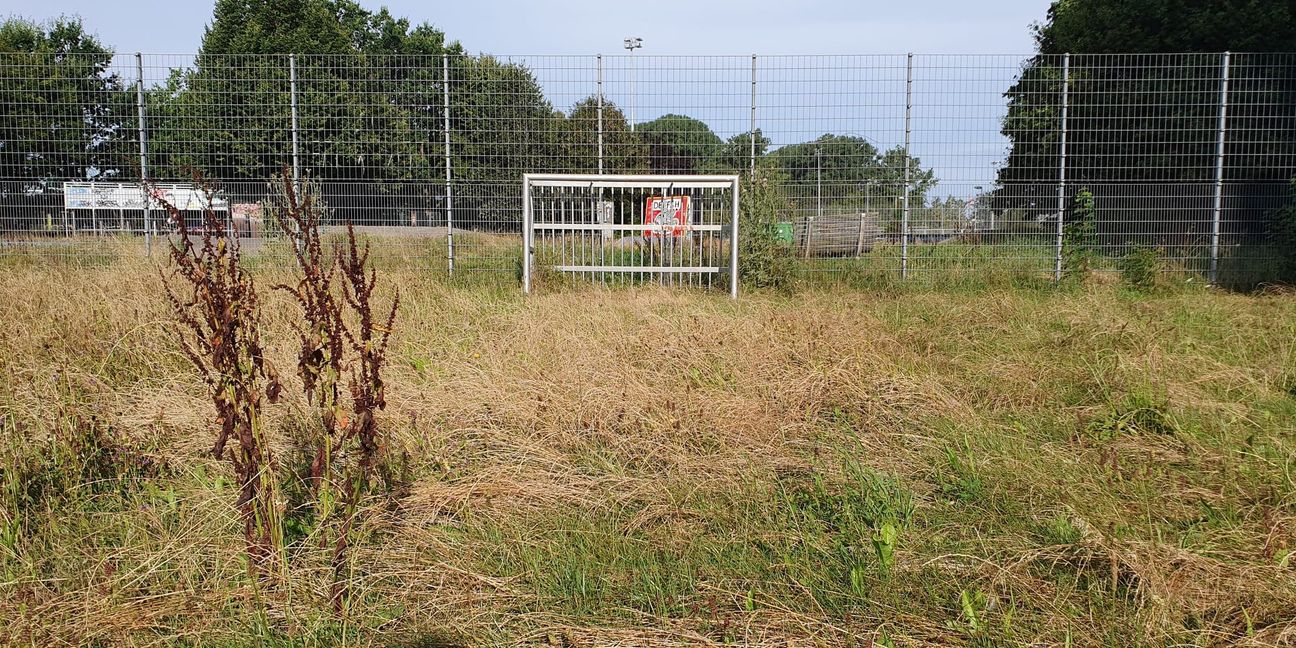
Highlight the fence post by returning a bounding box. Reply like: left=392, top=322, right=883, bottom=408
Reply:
left=135, top=53, right=151, bottom=256
left=730, top=177, right=740, bottom=299
left=522, top=176, right=532, bottom=294
left=749, top=55, right=757, bottom=175
left=856, top=212, right=868, bottom=256
left=1054, top=54, right=1070, bottom=282
left=816, top=147, right=822, bottom=221
left=443, top=53, right=455, bottom=274
left=1209, top=51, right=1231, bottom=284
left=290, top=54, right=301, bottom=187
left=900, top=53, right=913, bottom=279
left=597, top=54, right=604, bottom=174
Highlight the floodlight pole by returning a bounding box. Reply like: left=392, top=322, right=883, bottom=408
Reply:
left=597, top=54, right=604, bottom=174
left=624, top=37, right=642, bottom=132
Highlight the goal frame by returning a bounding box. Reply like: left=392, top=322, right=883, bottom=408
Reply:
left=522, top=173, right=740, bottom=299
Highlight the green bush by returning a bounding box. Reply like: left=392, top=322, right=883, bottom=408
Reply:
left=1061, top=188, right=1097, bottom=280
left=1085, top=391, right=1179, bottom=440
left=1273, top=177, right=1296, bottom=284
left=738, top=166, right=796, bottom=290
left=1119, top=246, right=1163, bottom=289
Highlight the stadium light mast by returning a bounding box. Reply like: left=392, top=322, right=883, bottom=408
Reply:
left=624, top=37, right=642, bottom=132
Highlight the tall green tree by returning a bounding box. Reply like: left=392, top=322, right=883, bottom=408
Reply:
left=0, top=17, right=127, bottom=187
left=562, top=96, right=646, bottom=173
left=148, top=0, right=463, bottom=183
left=773, top=134, right=934, bottom=205
left=147, top=0, right=574, bottom=229
left=636, top=114, right=722, bottom=173
left=443, top=54, right=569, bottom=225
left=996, top=0, right=1296, bottom=231
left=448, top=54, right=563, bottom=183
left=1032, top=0, right=1296, bottom=53
left=708, top=129, right=771, bottom=173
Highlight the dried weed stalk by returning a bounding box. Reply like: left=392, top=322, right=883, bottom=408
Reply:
left=272, top=175, right=346, bottom=508
left=271, top=170, right=399, bottom=613
left=330, top=220, right=399, bottom=609
left=157, top=173, right=284, bottom=578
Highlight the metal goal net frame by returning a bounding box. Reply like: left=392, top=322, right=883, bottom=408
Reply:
left=522, top=174, right=740, bottom=298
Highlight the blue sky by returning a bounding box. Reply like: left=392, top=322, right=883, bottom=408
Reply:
left=6, top=0, right=1051, bottom=55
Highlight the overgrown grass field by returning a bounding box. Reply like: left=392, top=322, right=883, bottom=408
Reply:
left=1, top=256, right=1294, bottom=646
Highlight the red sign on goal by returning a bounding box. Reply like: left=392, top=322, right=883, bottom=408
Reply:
left=643, top=195, right=691, bottom=238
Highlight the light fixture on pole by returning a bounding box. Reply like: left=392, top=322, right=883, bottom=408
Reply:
left=624, top=37, right=642, bottom=132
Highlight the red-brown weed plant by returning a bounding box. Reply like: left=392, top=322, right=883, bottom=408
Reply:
left=271, top=170, right=399, bottom=614
left=330, top=219, right=398, bottom=612
left=336, top=220, right=398, bottom=480
left=271, top=175, right=346, bottom=503
left=155, top=172, right=284, bottom=580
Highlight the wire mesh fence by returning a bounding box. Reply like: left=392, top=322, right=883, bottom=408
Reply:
left=1, top=51, right=1293, bottom=286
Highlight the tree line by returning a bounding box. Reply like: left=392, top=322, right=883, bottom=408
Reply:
left=0, top=0, right=935, bottom=228
left=994, top=0, right=1296, bottom=239
left=8, top=0, right=1291, bottom=269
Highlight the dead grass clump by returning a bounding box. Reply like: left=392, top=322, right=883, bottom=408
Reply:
left=1000, top=531, right=1296, bottom=643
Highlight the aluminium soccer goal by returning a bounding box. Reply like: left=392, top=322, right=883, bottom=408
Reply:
left=521, top=174, right=739, bottom=298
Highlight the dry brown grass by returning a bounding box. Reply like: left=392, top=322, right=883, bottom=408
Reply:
left=1, top=258, right=1295, bottom=646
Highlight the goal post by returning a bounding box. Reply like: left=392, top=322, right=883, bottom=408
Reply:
left=522, top=174, right=740, bottom=298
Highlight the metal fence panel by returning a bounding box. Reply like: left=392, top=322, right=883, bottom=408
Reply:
left=1, top=51, right=1293, bottom=286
